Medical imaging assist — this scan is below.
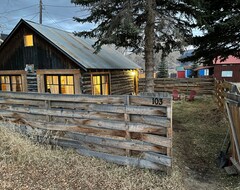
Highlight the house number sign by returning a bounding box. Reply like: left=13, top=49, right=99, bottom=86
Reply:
left=152, top=98, right=163, bottom=105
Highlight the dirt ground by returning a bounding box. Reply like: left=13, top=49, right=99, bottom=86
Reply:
left=0, top=96, right=239, bottom=189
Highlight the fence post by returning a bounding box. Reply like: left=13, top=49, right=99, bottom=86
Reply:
left=45, top=100, right=51, bottom=122
left=225, top=101, right=240, bottom=165
left=124, top=95, right=131, bottom=156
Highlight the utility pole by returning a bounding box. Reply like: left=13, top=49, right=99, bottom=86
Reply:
left=39, top=0, right=42, bottom=24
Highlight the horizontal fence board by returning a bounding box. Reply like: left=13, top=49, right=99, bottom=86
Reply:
left=1, top=105, right=125, bottom=121
left=50, top=137, right=127, bottom=156
left=143, top=152, right=172, bottom=167
left=131, top=115, right=170, bottom=127
left=0, top=98, right=45, bottom=107
left=0, top=92, right=125, bottom=104
left=76, top=148, right=166, bottom=170
left=142, top=134, right=171, bottom=148
left=65, top=132, right=166, bottom=153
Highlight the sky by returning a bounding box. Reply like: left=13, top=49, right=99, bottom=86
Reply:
left=0, top=0, right=93, bottom=34
left=0, top=0, right=203, bottom=37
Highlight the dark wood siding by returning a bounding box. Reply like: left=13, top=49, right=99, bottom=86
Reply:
left=0, top=24, right=79, bottom=70
left=214, top=64, right=240, bottom=82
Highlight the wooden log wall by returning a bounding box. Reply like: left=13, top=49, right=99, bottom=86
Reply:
left=81, top=70, right=136, bottom=95
left=110, top=70, right=135, bottom=95
left=139, top=78, right=214, bottom=95
left=0, top=91, right=172, bottom=171
left=225, top=90, right=240, bottom=172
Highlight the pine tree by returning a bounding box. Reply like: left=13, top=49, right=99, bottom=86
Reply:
left=180, top=0, right=240, bottom=64
left=71, top=0, right=193, bottom=92
left=157, top=60, right=168, bottom=78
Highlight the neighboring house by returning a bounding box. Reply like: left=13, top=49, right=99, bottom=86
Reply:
left=176, top=49, right=194, bottom=78
left=176, top=66, right=185, bottom=78
left=0, top=19, right=140, bottom=95
left=183, top=66, right=192, bottom=78
left=178, top=49, right=214, bottom=78
left=194, top=66, right=214, bottom=78
left=213, top=56, right=240, bottom=82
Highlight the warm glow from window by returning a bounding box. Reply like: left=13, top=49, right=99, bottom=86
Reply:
left=0, top=75, right=22, bottom=92
left=92, top=74, right=109, bottom=95
left=24, top=35, right=33, bottom=47
left=45, top=75, right=74, bottom=94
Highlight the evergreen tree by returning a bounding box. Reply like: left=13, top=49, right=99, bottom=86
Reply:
left=180, top=0, right=240, bottom=64
left=71, top=0, right=193, bottom=92
left=157, top=58, right=168, bottom=78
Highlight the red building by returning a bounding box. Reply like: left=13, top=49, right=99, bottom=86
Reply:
left=214, top=56, right=240, bottom=82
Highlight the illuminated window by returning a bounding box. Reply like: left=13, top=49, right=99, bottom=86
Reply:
left=92, top=74, right=109, bottom=95
left=45, top=75, right=74, bottom=94
left=24, top=34, right=33, bottom=47
left=0, top=75, right=22, bottom=92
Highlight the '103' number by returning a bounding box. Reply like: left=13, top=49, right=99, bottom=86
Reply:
left=152, top=98, right=163, bottom=105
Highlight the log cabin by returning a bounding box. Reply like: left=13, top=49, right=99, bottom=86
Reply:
left=0, top=19, right=140, bottom=95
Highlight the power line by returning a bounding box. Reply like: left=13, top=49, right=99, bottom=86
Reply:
left=0, top=4, right=38, bottom=14
left=44, top=4, right=78, bottom=8
left=43, top=10, right=65, bottom=31
left=0, top=12, right=40, bottom=24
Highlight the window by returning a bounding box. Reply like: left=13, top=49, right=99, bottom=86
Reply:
left=92, top=74, right=110, bottom=95
left=24, top=34, right=33, bottom=47
left=45, top=75, right=74, bottom=94
left=221, top=71, right=233, bottom=77
left=0, top=75, right=22, bottom=92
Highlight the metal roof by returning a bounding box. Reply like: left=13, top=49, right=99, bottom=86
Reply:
left=23, top=20, right=140, bottom=70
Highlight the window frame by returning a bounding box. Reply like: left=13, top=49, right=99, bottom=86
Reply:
left=36, top=69, right=81, bottom=94
left=91, top=73, right=110, bottom=95
left=44, top=74, right=75, bottom=94
left=0, top=75, right=23, bottom=92
left=221, top=70, right=233, bottom=77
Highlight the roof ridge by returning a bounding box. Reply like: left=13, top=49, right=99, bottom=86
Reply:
left=23, top=19, right=73, bottom=34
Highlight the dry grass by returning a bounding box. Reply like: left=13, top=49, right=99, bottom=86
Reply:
left=0, top=123, right=184, bottom=190
left=173, top=96, right=240, bottom=190
left=0, top=96, right=239, bottom=189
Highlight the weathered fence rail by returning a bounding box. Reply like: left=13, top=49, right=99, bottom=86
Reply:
left=214, top=79, right=233, bottom=111
left=0, top=91, right=172, bottom=171
left=225, top=90, right=240, bottom=172
left=139, top=78, right=214, bottom=95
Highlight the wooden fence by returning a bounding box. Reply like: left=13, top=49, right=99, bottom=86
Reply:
left=225, top=89, right=240, bottom=172
left=139, top=78, right=214, bottom=95
left=0, top=91, right=172, bottom=171
left=214, top=80, right=240, bottom=172
left=214, top=80, right=233, bottom=111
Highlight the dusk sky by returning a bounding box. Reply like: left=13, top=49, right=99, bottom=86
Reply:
left=0, top=0, right=93, bottom=35
left=0, top=0, right=202, bottom=36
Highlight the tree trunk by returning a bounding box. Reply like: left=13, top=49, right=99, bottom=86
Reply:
left=144, top=0, right=155, bottom=92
